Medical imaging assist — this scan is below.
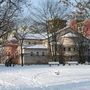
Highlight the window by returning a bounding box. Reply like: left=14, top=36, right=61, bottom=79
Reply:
left=68, top=47, right=71, bottom=51
left=63, top=47, right=66, bottom=51
left=28, top=42, right=31, bottom=44
left=36, top=52, right=39, bottom=56
left=42, top=52, right=45, bottom=56
left=31, top=52, right=33, bottom=56
left=34, top=42, right=36, bottom=45
left=74, top=47, right=75, bottom=51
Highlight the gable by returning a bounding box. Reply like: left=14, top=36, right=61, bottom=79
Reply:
left=56, top=26, right=89, bottom=41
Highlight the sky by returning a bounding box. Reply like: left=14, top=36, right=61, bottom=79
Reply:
left=23, top=0, right=61, bottom=17
left=31, top=0, right=41, bottom=6
left=31, top=0, right=60, bottom=6
left=21, top=0, right=79, bottom=21
left=22, top=0, right=41, bottom=17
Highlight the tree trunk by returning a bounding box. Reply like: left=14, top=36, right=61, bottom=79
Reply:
left=21, top=40, right=23, bottom=66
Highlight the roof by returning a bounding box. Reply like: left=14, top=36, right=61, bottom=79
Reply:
left=61, top=32, right=77, bottom=37
left=24, top=33, right=47, bottom=40
left=56, top=26, right=89, bottom=41
left=23, top=45, right=48, bottom=49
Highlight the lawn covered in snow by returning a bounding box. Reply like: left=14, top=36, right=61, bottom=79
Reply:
left=0, top=64, right=90, bottom=90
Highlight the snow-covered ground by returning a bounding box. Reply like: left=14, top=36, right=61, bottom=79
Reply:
left=0, top=64, right=90, bottom=90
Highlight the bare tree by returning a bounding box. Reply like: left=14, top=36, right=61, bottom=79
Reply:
left=29, top=0, right=68, bottom=61
left=0, top=0, right=31, bottom=41
left=14, top=25, right=29, bottom=66
left=0, top=0, right=31, bottom=65
left=60, top=0, right=90, bottom=19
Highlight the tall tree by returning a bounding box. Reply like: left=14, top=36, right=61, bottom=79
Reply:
left=30, top=0, right=68, bottom=61
left=0, top=0, right=31, bottom=41
left=14, top=25, right=29, bottom=66
left=0, top=0, right=31, bottom=65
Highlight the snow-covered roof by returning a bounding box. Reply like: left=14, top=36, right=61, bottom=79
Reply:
left=61, top=32, right=77, bottom=37
left=23, top=45, right=48, bottom=49
left=24, top=33, right=47, bottom=40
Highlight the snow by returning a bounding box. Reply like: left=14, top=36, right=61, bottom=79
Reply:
left=24, top=33, right=47, bottom=40
left=61, top=32, right=77, bottom=37
left=23, top=45, right=48, bottom=49
left=0, top=65, right=90, bottom=90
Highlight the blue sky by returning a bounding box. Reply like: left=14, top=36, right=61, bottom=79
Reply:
left=31, top=0, right=60, bottom=6
left=23, top=0, right=60, bottom=17
left=31, top=0, right=40, bottom=6
left=22, top=0, right=75, bottom=18
left=22, top=0, right=42, bottom=17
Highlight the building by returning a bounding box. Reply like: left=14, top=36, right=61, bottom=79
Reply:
left=1, top=24, right=89, bottom=65
left=22, top=33, right=49, bottom=64
left=0, top=37, right=20, bottom=64
left=23, top=45, right=48, bottom=64
left=50, top=26, right=90, bottom=64
left=21, top=27, right=90, bottom=64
